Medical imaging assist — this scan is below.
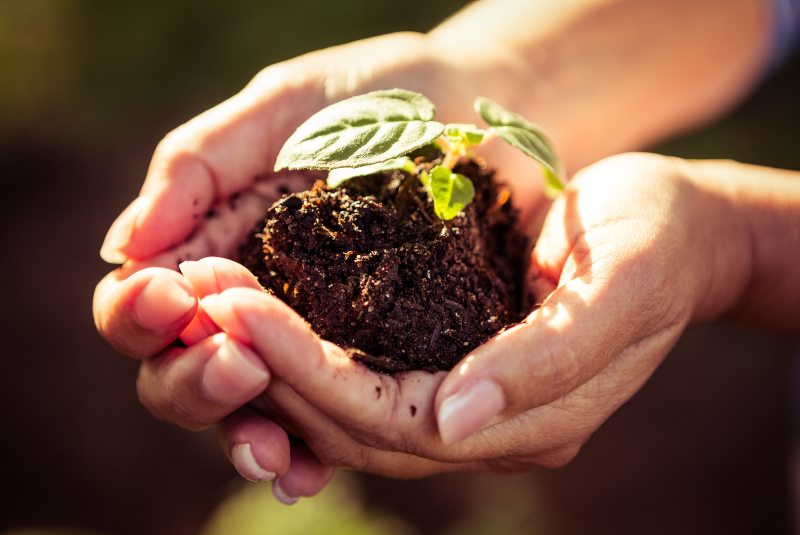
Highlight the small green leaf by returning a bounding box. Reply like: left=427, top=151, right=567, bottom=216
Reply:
left=423, top=164, right=475, bottom=220
left=475, top=97, right=565, bottom=197
left=275, top=89, right=444, bottom=171
left=444, top=123, right=486, bottom=147
left=326, top=157, right=414, bottom=188
left=542, top=167, right=564, bottom=198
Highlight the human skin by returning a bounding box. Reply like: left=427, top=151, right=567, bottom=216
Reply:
left=94, top=0, right=780, bottom=502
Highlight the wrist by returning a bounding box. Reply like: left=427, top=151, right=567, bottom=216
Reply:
left=682, top=159, right=800, bottom=330
left=674, top=159, right=754, bottom=323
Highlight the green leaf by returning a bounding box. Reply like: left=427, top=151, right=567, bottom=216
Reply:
left=474, top=97, right=565, bottom=197
left=422, top=164, right=475, bottom=220
left=542, top=167, right=564, bottom=198
left=326, top=157, right=414, bottom=188
left=444, top=123, right=485, bottom=146
left=275, top=89, right=444, bottom=171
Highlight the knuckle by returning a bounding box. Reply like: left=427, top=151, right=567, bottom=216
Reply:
left=136, top=363, right=211, bottom=432
left=345, top=422, right=383, bottom=449
left=345, top=414, right=398, bottom=452
left=166, top=399, right=212, bottom=432
left=305, top=338, right=332, bottom=377
left=150, top=132, right=213, bottom=189
left=245, top=64, right=294, bottom=93
left=530, top=340, right=581, bottom=405
left=153, top=127, right=193, bottom=162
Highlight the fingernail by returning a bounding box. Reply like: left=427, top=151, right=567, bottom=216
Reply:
left=231, top=443, right=276, bottom=482
left=100, top=197, right=149, bottom=263
left=272, top=479, right=299, bottom=505
left=201, top=294, right=252, bottom=343
left=202, top=335, right=269, bottom=404
left=437, top=380, right=505, bottom=445
left=134, top=272, right=196, bottom=329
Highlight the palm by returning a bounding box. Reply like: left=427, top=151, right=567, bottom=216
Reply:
left=138, top=172, right=312, bottom=270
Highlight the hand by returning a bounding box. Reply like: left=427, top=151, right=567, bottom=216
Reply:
left=92, top=0, right=791, bottom=496
left=93, top=31, right=558, bottom=500
left=194, top=152, right=749, bottom=477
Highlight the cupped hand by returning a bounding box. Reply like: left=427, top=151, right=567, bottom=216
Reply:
left=93, top=31, right=560, bottom=501
left=193, top=152, right=747, bottom=479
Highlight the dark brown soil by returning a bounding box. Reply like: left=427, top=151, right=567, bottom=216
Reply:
left=239, top=157, right=528, bottom=372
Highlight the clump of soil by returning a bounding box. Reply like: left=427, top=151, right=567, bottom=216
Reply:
left=239, top=157, right=528, bottom=372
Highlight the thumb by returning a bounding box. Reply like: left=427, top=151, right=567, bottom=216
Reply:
left=434, top=200, right=673, bottom=445
left=434, top=279, right=622, bottom=445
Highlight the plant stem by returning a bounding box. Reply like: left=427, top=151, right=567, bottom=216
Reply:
left=442, top=150, right=460, bottom=170
left=436, top=136, right=461, bottom=170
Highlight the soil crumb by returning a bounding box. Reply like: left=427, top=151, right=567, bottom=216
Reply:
left=239, top=157, right=527, bottom=372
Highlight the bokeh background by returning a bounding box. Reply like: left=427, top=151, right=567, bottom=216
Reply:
left=2, top=1, right=799, bottom=534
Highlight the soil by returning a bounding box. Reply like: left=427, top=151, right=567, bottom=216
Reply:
left=239, top=156, right=528, bottom=372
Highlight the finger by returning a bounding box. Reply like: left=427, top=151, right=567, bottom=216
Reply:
left=530, top=152, right=677, bottom=286
left=262, top=378, right=474, bottom=473
left=261, top=381, right=480, bottom=479
left=100, top=72, right=323, bottom=263
left=218, top=409, right=291, bottom=482
left=180, top=257, right=262, bottom=295
left=178, top=257, right=262, bottom=345
left=93, top=266, right=197, bottom=358
left=102, top=170, right=309, bottom=265
left=432, top=284, right=627, bottom=445
left=104, top=173, right=309, bottom=271
left=272, top=443, right=334, bottom=505
left=258, top=344, right=596, bottom=468
left=197, top=278, right=622, bottom=466
left=450, top=308, right=684, bottom=465
left=137, top=332, right=269, bottom=430
left=526, top=191, right=567, bottom=304
left=199, top=289, right=435, bottom=442
left=528, top=187, right=572, bottom=283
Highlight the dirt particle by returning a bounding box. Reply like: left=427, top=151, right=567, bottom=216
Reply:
left=281, top=195, right=303, bottom=210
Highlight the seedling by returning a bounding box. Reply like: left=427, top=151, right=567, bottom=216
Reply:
left=274, top=89, right=564, bottom=220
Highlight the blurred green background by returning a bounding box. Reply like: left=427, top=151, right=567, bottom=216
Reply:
left=1, top=1, right=799, bottom=534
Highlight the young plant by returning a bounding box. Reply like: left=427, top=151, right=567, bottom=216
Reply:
left=274, top=89, right=564, bottom=220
